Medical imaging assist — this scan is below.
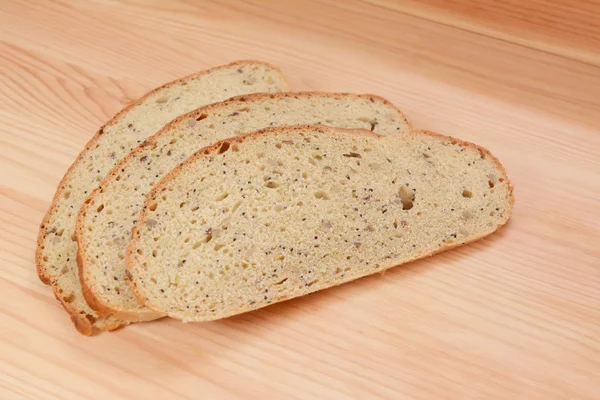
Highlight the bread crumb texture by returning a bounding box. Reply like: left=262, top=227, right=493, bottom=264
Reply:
left=37, top=61, right=288, bottom=334
left=127, top=125, right=512, bottom=322
left=78, top=93, right=410, bottom=321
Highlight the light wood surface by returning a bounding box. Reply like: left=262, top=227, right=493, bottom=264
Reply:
left=1, top=1, right=599, bottom=399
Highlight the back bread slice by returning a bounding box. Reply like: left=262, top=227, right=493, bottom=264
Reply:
left=126, top=125, right=514, bottom=322
left=76, top=92, right=411, bottom=322
left=36, top=61, right=289, bottom=335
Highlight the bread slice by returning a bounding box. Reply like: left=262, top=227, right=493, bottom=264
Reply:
left=126, top=125, right=514, bottom=322
left=36, top=61, right=289, bottom=335
left=76, top=93, right=411, bottom=323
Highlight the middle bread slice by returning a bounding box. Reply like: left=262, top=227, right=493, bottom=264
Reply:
left=76, top=92, right=412, bottom=322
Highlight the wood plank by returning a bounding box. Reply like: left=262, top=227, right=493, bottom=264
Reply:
left=367, top=0, right=600, bottom=66
left=1, top=0, right=599, bottom=399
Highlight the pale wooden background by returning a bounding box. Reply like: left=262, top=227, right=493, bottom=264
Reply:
left=1, top=1, right=599, bottom=399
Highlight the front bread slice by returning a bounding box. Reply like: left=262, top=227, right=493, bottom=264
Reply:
left=36, top=61, right=289, bottom=335
left=126, top=125, right=514, bottom=322
left=76, top=92, right=411, bottom=322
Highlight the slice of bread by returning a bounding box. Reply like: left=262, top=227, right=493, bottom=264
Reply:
left=76, top=93, right=411, bottom=323
left=126, top=125, right=514, bottom=322
left=36, top=61, right=289, bottom=335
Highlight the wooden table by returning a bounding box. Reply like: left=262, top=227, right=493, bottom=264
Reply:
left=1, top=1, right=599, bottom=399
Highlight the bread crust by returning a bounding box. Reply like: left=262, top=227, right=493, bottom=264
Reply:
left=37, top=60, right=287, bottom=335
left=76, top=92, right=411, bottom=321
left=125, top=125, right=513, bottom=322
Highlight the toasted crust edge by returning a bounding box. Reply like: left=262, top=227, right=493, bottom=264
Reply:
left=36, top=60, right=287, bottom=334
left=124, top=124, right=513, bottom=321
left=75, top=92, right=411, bottom=321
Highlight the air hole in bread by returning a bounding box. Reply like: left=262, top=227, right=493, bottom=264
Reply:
left=214, top=244, right=224, bottom=251
left=63, top=191, right=71, bottom=199
left=489, top=181, right=495, bottom=188
left=148, top=202, right=158, bottom=212
left=314, top=191, right=330, bottom=200
left=265, top=181, right=279, bottom=189
left=231, top=201, right=242, bottom=213
left=196, top=113, right=208, bottom=121
left=232, top=144, right=240, bottom=152
left=170, top=138, right=178, bottom=145
left=399, top=186, right=414, bottom=210
left=156, top=96, right=168, bottom=104
left=218, top=142, right=230, bottom=154
left=96, top=204, right=104, bottom=212
left=215, top=193, right=229, bottom=201
left=462, top=190, right=473, bottom=198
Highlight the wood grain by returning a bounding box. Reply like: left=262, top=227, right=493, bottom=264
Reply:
left=1, top=0, right=599, bottom=399
left=367, top=0, right=600, bottom=66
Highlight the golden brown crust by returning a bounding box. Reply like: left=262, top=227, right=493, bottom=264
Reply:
left=76, top=92, right=411, bottom=319
left=77, top=239, right=165, bottom=321
left=126, top=125, right=514, bottom=321
left=37, top=60, right=285, bottom=334
left=48, top=281, right=125, bottom=335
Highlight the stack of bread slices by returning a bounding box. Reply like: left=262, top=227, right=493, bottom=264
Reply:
left=36, top=60, right=514, bottom=335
